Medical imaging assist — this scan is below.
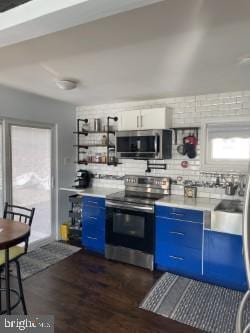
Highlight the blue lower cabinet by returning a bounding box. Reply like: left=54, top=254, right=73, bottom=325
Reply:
left=155, top=241, right=202, bottom=278
left=155, top=213, right=203, bottom=279
left=81, top=197, right=105, bottom=254
left=203, top=230, right=247, bottom=291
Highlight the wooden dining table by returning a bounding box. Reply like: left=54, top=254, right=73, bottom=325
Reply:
left=0, top=219, right=30, bottom=314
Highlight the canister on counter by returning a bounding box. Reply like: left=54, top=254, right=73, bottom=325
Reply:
left=184, top=185, right=197, bottom=198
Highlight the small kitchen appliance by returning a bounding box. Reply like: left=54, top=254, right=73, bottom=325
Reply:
left=105, top=175, right=171, bottom=270
left=116, top=129, right=172, bottom=160
left=74, top=170, right=92, bottom=189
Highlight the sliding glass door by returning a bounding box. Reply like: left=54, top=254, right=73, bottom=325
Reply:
left=10, top=125, right=53, bottom=244
left=0, top=123, right=3, bottom=216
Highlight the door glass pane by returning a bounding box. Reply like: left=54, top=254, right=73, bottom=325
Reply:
left=11, top=126, right=52, bottom=244
left=113, top=212, right=145, bottom=238
left=116, top=136, right=155, bottom=153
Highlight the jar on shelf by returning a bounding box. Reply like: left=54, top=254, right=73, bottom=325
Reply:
left=101, top=135, right=107, bottom=145
left=101, top=153, right=107, bottom=164
left=95, top=153, right=102, bottom=163
left=109, top=151, right=117, bottom=164
left=81, top=122, right=89, bottom=132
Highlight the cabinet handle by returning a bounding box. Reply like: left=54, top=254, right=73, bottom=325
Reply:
left=170, top=231, right=185, bottom=236
left=171, top=212, right=184, bottom=217
left=169, top=255, right=184, bottom=261
left=87, top=201, right=98, bottom=205
left=137, top=116, right=139, bottom=128
left=140, top=115, right=143, bottom=128
left=89, top=216, right=97, bottom=220
left=87, top=236, right=98, bottom=240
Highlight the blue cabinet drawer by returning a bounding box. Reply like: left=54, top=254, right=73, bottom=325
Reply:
left=155, top=241, right=202, bottom=277
left=82, top=231, right=104, bottom=253
left=156, top=217, right=202, bottom=249
left=82, top=216, right=105, bottom=254
left=156, top=205, right=203, bottom=223
left=83, top=205, right=105, bottom=221
left=83, top=195, right=105, bottom=208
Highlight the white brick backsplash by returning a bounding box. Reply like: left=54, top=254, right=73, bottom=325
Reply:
left=76, top=90, right=250, bottom=199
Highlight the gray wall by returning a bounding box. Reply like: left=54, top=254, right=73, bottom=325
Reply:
left=0, top=84, right=76, bottom=237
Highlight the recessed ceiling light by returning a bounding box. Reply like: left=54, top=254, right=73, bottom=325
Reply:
left=55, top=79, right=78, bottom=90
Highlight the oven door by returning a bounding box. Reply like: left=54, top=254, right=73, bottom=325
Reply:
left=106, top=202, right=154, bottom=254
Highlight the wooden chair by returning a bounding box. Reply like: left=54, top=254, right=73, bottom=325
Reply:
left=0, top=202, right=35, bottom=314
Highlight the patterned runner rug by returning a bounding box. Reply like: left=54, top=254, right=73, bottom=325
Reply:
left=140, top=272, right=250, bottom=333
left=11, top=242, right=81, bottom=280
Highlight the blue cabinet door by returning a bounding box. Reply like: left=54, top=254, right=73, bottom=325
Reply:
left=155, top=207, right=203, bottom=279
left=81, top=196, right=105, bottom=254
left=204, top=230, right=247, bottom=291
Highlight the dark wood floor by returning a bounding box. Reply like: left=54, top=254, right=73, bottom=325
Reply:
left=21, top=250, right=202, bottom=333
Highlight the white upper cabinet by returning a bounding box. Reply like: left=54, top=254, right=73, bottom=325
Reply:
left=118, top=110, right=141, bottom=131
left=118, top=108, right=172, bottom=131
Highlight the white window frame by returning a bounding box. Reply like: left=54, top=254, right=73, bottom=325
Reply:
left=201, top=116, right=250, bottom=173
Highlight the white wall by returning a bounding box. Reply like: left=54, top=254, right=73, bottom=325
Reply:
left=77, top=90, right=250, bottom=200
left=0, top=84, right=76, bottom=237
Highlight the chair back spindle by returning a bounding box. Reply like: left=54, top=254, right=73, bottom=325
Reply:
left=3, top=202, right=35, bottom=253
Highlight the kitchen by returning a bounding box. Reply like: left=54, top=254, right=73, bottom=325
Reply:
left=60, top=92, right=250, bottom=333
left=0, top=0, right=250, bottom=333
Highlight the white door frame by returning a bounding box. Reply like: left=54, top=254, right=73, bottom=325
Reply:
left=2, top=117, right=58, bottom=243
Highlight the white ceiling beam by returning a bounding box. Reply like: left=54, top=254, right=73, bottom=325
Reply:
left=0, top=0, right=164, bottom=47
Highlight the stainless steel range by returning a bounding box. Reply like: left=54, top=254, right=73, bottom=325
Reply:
left=105, top=175, right=171, bottom=270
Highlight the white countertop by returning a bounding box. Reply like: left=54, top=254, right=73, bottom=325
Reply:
left=59, top=187, right=119, bottom=198
left=156, top=195, right=221, bottom=211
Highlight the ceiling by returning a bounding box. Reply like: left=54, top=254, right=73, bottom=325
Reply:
left=0, top=0, right=32, bottom=13
left=0, top=0, right=250, bottom=106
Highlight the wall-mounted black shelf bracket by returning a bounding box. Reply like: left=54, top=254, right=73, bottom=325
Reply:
left=170, top=127, right=200, bottom=145
left=75, top=116, right=120, bottom=166
left=145, top=160, right=167, bottom=173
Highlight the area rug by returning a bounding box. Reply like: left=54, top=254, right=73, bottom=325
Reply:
left=11, top=242, right=81, bottom=280
left=140, top=272, right=250, bottom=333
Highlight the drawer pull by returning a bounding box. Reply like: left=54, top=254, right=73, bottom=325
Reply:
left=87, top=236, right=98, bottom=240
left=170, top=231, right=185, bottom=236
left=89, top=216, right=97, bottom=220
left=169, top=255, right=184, bottom=261
left=171, top=212, right=184, bottom=217
left=87, top=201, right=98, bottom=205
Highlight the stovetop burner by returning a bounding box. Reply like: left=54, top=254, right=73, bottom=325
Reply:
left=106, top=175, right=171, bottom=207
left=106, top=190, right=165, bottom=206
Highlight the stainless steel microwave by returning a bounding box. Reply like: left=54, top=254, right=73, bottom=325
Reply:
left=116, top=129, right=172, bottom=160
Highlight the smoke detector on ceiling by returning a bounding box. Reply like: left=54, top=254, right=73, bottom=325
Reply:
left=55, top=79, right=78, bottom=90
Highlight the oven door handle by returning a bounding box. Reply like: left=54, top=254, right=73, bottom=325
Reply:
left=106, top=201, right=154, bottom=213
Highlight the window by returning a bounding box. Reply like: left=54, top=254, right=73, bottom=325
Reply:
left=201, top=119, right=250, bottom=172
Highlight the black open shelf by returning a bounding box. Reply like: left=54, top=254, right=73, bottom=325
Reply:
left=74, top=117, right=120, bottom=166
left=75, top=160, right=121, bottom=166
left=73, top=130, right=116, bottom=135
left=73, top=144, right=115, bottom=149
